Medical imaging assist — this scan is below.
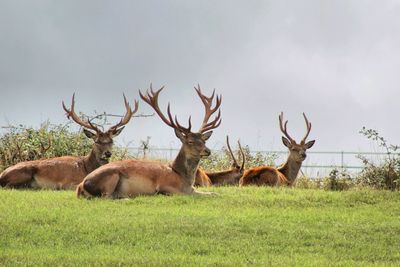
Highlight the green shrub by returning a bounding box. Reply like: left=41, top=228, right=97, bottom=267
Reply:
left=356, top=127, right=400, bottom=190
left=199, top=144, right=278, bottom=172
left=0, top=122, right=92, bottom=171
left=323, top=169, right=354, bottom=191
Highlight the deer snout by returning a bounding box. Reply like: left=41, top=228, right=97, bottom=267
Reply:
left=104, top=151, right=112, bottom=158
left=201, top=148, right=211, bottom=158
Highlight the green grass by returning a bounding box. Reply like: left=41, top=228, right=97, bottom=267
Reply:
left=1, top=187, right=400, bottom=266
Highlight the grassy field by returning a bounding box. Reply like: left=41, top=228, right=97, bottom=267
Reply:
left=0, top=187, right=400, bottom=266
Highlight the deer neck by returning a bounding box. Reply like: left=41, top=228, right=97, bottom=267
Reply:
left=82, top=150, right=103, bottom=174
left=277, top=156, right=302, bottom=183
left=171, top=148, right=200, bottom=186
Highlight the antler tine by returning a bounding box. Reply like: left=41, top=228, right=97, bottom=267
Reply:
left=174, top=115, right=192, bottom=133
left=139, top=84, right=191, bottom=133
left=107, top=94, right=139, bottom=133
left=139, top=85, right=174, bottom=128
left=226, top=136, right=239, bottom=167
left=301, top=112, right=312, bottom=144
left=195, top=85, right=222, bottom=133
left=62, top=93, right=100, bottom=133
left=238, top=140, right=246, bottom=171
left=279, top=112, right=294, bottom=143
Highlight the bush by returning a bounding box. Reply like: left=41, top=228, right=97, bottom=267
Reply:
left=0, top=122, right=92, bottom=171
left=0, top=121, right=134, bottom=172
left=323, top=169, right=354, bottom=191
left=199, top=144, right=278, bottom=172
left=356, top=127, right=400, bottom=190
left=295, top=176, right=322, bottom=189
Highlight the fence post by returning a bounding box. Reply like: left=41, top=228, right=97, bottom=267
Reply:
left=341, top=151, right=344, bottom=171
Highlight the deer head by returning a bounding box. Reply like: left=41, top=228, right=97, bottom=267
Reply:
left=62, top=93, right=138, bottom=164
left=279, top=112, right=315, bottom=163
left=226, top=135, right=245, bottom=174
left=139, top=84, right=221, bottom=160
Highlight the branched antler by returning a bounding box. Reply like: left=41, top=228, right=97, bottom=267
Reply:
left=300, top=112, right=312, bottom=144
left=63, top=93, right=138, bottom=134
left=279, top=112, right=295, bottom=143
left=62, top=93, right=101, bottom=133
left=139, top=84, right=192, bottom=133
left=195, top=85, right=222, bottom=133
left=107, top=94, right=139, bottom=133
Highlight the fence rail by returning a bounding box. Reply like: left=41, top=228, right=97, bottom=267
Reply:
left=127, top=147, right=398, bottom=177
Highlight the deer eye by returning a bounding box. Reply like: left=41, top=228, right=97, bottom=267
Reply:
left=95, top=141, right=113, bottom=145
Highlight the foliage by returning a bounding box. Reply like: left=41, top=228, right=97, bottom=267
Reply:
left=295, top=176, right=323, bottom=189
left=0, top=122, right=134, bottom=172
left=0, top=122, right=92, bottom=171
left=357, top=127, right=400, bottom=190
left=200, top=144, right=278, bottom=172
left=1, top=188, right=400, bottom=266
left=323, top=168, right=354, bottom=191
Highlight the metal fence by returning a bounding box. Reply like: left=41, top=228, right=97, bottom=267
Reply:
left=127, top=147, right=399, bottom=178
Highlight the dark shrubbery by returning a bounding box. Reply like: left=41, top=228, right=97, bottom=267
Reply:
left=0, top=122, right=132, bottom=172
left=199, top=144, right=278, bottom=172
left=356, top=127, right=400, bottom=190
left=0, top=122, right=92, bottom=171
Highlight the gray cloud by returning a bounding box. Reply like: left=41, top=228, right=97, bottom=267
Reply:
left=0, top=0, right=399, bottom=154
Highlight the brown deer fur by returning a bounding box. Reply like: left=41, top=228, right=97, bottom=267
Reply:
left=240, top=112, right=315, bottom=187
left=77, top=85, right=222, bottom=198
left=0, top=94, right=137, bottom=189
left=195, top=136, right=246, bottom=186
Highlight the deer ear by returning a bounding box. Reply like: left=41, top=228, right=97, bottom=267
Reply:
left=174, top=128, right=186, bottom=141
left=202, top=131, right=213, bottom=141
left=111, top=126, right=124, bottom=137
left=282, top=136, right=291, bottom=148
left=83, top=129, right=96, bottom=140
left=305, top=140, right=315, bottom=149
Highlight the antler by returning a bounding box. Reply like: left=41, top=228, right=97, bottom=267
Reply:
left=238, top=140, right=246, bottom=171
left=195, top=84, right=222, bottom=133
left=226, top=136, right=239, bottom=168
left=139, top=84, right=192, bottom=133
left=62, top=93, right=101, bottom=133
left=107, top=94, right=139, bottom=133
left=279, top=112, right=295, bottom=143
left=300, top=112, right=312, bottom=144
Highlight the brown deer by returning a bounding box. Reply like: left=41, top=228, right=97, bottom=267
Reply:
left=0, top=94, right=138, bottom=189
left=239, top=112, right=315, bottom=186
left=195, top=136, right=246, bottom=186
left=76, top=84, right=221, bottom=198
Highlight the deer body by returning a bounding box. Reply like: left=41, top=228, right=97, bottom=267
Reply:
left=195, top=136, right=246, bottom=187
left=77, top=85, right=221, bottom=198
left=240, top=112, right=315, bottom=187
left=0, top=155, right=98, bottom=189
left=78, top=154, right=203, bottom=198
left=0, top=94, right=137, bottom=189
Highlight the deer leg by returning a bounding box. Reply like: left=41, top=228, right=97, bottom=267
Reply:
left=192, top=188, right=218, bottom=196
left=83, top=173, right=121, bottom=198
left=0, top=167, right=35, bottom=188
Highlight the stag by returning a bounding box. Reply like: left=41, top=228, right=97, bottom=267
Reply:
left=240, top=112, right=315, bottom=186
left=195, top=136, right=246, bottom=186
left=0, top=94, right=138, bottom=189
left=76, top=84, right=222, bottom=198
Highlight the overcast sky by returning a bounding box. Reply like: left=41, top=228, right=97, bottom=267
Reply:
left=0, top=0, right=399, bottom=154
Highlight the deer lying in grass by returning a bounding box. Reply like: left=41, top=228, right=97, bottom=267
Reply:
left=239, top=112, right=315, bottom=186
left=76, top=85, right=222, bottom=198
left=0, top=94, right=138, bottom=189
left=195, top=136, right=246, bottom=186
